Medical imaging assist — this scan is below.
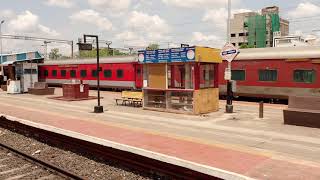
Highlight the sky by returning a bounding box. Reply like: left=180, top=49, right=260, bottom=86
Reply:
left=1, top=0, right=320, bottom=55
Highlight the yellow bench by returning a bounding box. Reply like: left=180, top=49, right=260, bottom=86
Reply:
left=115, top=91, right=143, bottom=107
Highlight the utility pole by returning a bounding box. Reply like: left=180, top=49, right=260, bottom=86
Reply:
left=106, top=41, right=112, bottom=56
left=83, top=34, right=104, bottom=113
left=0, top=20, right=4, bottom=76
left=71, top=41, right=74, bottom=58
left=226, top=0, right=234, bottom=113
left=43, top=41, right=52, bottom=60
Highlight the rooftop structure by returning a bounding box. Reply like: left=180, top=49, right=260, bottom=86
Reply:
left=0, top=51, right=43, bottom=65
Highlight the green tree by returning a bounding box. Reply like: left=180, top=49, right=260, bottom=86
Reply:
left=239, top=44, right=255, bottom=49
left=146, top=43, right=160, bottom=50
left=49, top=48, right=62, bottom=60
left=79, top=48, right=129, bottom=58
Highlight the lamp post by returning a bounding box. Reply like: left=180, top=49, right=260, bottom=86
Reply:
left=0, top=20, right=5, bottom=76
left=83, top=34, right=103, bottom=113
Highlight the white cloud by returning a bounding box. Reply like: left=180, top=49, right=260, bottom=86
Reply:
left=116, top=31, right=139, bottom=41
left=288, top=2, right=320, bottom=18
left=162, top=0, right=239, bottom=9
left=8, top=10, right=59, bottom=36
left=192, top=32, right=219, bottom=42
left=115, top=11, right=170, bottom=47
left=0, top=9, right=15, bottom=19
left=133, top=0, right=152, bottom=10
left=115, top=31, right=148, bottom=47
left=44, top=0, right=74, bottom=8
left=69, top=9, right=113, bottom=31
left=88, top=0, right=131, bottom=12
left=128, top=11, right=169, bottom=39
left=191, top=32, right=224, bottom=47
left=202, top=8, right=252, bottom=31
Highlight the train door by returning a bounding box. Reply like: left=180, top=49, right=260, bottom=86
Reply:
left=135, top=64, right=143, bottom=89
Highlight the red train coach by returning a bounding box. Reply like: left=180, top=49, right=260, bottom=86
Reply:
left=38, top=56, right=143, bottom=89
left=219, top=46, right=320, bottom=100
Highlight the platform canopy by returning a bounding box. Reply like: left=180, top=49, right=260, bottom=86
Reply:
left=0, top=51, right=43, bottom=65
left=138, top=46, right=222, bottom=64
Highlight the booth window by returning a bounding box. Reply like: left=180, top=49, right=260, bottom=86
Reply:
left=259, top=70, right=277, bottom=81
left=168, top=64, right=194, bottom=89
left=200, top=64, right=215, bottom=88
left=80, top=70, right=87, bottom=78
left=61, top=70, right=66, bottom=77
left=293, top=70, right=315, bottom=83
left=24, top=69, right=37, bottom=74
left=52, top=70, right=57, bottom=77
left=104, top=69, right=112, bottom=78
left=117, top=69, right=123, bottom=78
left=70, top=70, right=76, bottom=78
left=231, top=70, right=245, bottom=81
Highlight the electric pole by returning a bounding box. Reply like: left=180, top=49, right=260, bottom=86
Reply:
left=226, top=0, right=234, bottom=113
left=0, top=20, right=4, bottom=76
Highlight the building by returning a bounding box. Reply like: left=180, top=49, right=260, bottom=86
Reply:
left=273, top=35, right=307, bottom=47
left=230, top=6, right=289, bottom=48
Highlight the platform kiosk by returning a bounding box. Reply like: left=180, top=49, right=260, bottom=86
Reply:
left=139, top=46, right=222, bottom=114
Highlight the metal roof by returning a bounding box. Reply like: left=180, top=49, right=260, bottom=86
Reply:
left=40, top=56, right=138, bottom=66
left=235, top=46, right=320, bottom=60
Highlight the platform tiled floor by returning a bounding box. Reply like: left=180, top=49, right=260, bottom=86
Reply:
left=1, top=89, right=320, bottom=179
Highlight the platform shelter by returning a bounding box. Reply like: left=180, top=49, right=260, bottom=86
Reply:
left=138, top=46, right=222, bottom=114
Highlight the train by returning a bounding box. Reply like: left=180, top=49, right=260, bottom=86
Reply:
left=219, top=46, right=320, bottom=100
left=39, top=56, right=143, bottom=89
left=39, top=46, right=320, bottom=100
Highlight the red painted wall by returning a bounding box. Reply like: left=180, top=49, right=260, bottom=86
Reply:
left=219, top=60, right=320, bottom=88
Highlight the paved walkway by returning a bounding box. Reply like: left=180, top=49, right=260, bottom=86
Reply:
left=1, top=89, right=320, bottom=179
left=0, top=100, right=320, bottom=179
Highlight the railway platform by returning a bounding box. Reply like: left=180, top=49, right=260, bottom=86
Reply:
left=0, top=89, right=320, bottom=179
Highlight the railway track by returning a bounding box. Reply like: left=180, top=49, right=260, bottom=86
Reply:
left=0, top=142, right=84, bottom=180
left=0, top=116, right=221, bottom=180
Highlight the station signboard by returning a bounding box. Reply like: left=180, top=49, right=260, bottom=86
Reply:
left=138, top=47, right=196, bottom=63
left=78, top=43, right=93, bottom=51
left=220, top=43, right=239, bottom=62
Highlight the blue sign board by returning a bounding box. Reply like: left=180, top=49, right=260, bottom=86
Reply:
left=138, top=47, right=196, bottom=63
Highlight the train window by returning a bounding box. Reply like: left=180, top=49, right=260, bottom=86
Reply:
left=104, top=70, right=112, bottom=78
left=293, top=70, right=315, bottom=83
left=52, top=70, right=57, bottom=77
left=44, top=70, right=49, bottom=77
left=259, top=70, right=277, bottom=81
left=80, top=70, right=87, bottom=78
left=231, top=70, right=245, bottom=81
left=70, top=70, right=76, bottom=78
left=61, top=70, right=66, bottom=77
left=117, top=69, right=123, bottom=78
left=92, top=70, right=98, bottom=77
